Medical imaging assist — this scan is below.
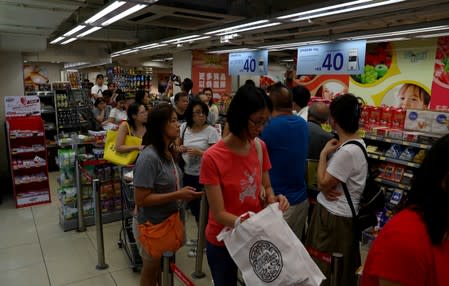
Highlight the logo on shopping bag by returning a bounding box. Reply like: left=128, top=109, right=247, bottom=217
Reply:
left=249, top=240, right=283, bottom=283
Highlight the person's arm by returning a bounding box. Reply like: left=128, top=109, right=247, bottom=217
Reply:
left=205, top=184, right=240, bottom=227
left=115, top=122, right=143, bottom=153
left=317, top=138, right=342, bottom=200
left=135, top=186, right=201, bottom=207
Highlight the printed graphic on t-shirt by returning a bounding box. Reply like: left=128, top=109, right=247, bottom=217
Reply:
left=239, top=168, right=257, bottom=202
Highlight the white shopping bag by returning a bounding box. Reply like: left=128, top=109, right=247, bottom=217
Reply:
left=217, top=203, right=325, bottom=286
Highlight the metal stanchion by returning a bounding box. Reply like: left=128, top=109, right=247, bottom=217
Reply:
left=74, top=134, right=85, bottom=232
left=94, top=179, right=109, bottom=270
left=162, top=251, right=174, bottom=286
left=330, top=252, right=343, bottom=286
left=191, top=193, right=208, bottom=279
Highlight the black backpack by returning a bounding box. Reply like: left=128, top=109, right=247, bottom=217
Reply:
left=341, top=140, right=385, bottom=241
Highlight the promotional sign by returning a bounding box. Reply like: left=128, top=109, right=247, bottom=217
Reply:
left=349, top=39, right=436, bottom=109
left=4, top=96, right=41, bottom=117
left=229, top=50, right=268, bottom=75
left=297, top=40, right=366, bottom=75
left=429, top=36, right=449, bottom=109
left=192, top=50, right=232, bottom=96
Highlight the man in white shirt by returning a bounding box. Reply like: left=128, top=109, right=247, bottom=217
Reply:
left=292, top=85, right=311, bottom=120
left=90, top=74, right=108, bottom=103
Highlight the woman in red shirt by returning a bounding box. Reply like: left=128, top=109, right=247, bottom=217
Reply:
left=361, top=133, right=449, bottom=286
left=200, top=85, right=289, bottom=286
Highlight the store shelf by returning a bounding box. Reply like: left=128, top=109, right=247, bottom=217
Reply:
left=15, top=178, right=48, bottom=185
left=362, top=135, right=432, bottom=150
left=374, top=177, right=411, bottom=191
left=12, top=148, right=46, bottom=155
left=59, top=210, right=122, bottom=232
left=367, top=153, right=421, bottom=168
left=13, top=164, right=47, bottom=170
left=9, top=133, right=45, bottom=139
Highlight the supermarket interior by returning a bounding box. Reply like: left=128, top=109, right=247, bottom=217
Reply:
left=1, top=0, right=449, bottom=285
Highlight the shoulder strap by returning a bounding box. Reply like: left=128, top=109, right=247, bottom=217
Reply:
left=341, top=139, right=368, bottom=219
left=181, top=124, right=187, bottom=143
left=342, top=140, right=369, bottom=163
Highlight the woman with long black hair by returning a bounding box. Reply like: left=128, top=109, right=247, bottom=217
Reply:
left=132, top=103, right=202, bottom=286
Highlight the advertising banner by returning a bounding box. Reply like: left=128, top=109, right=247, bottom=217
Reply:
left=430, top=36, right=449, bottom=109
left=349, top=39, right=436, bottom=109
left=297, top=40, right=366, bottom=75
left=191, top=51, right=232, bottom=95
left=229, top=50, right=269, bottom=75
left=4, top=96, right=41, bottom=117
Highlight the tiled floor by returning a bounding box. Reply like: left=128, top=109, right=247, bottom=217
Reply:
left=0, top=172, right=212, bottom=286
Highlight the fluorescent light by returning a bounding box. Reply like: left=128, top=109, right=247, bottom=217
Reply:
left=50, top=36, right=65, bottom=44
left=85, top=1, right=126, bottom=24
left=277, top=0, right=372, bottom=19
left=366, top=37, right=410, bottom=43
left=416, top=32, right=449, bottom=38
left=60, top=38, right=77, bottom=45
left=102, top=4, right=147, bottom=26
left=208, top=48, right=257, bottom=54
left=260, top=40, right=330, bottom=50
left=216, top=22, right=281, bottom=36
left=77, top=26, right=102, bottom=38
left=340, top=25, right=449, bottom=40
left=162, top=35, right=200, bottom=43
left=135, top=43, right=160, bottom=49
left=175, top=36, right=210, bottom=44
left=205, top=20, right=269, bottom=35
left=63, top=25, right=86, bottom=37
left=140, top=43, right=168, bottom=50
left=290, top=0, right=405, bottom=22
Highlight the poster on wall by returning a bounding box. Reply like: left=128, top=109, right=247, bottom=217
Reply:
left=430, top=36, right=449, bottom=109
left=4, top=96, right=41, bottom=117
left=348, top=39, right=436, bottom=109
left=191, top=51, right=232, bottom=96
left=288, top=71, right=350, bottom=101
left=23, top=64, right=50, bottom=92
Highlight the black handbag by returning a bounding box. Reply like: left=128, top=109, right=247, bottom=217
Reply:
left=177, top=125, right=188, bottom=170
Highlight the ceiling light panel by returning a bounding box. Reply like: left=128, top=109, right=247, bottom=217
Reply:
left=175, top=36, right=211, bottom=44
left=208, top=48, right=257, bottom=54
left=205, top=20, right=269, bottom=35
left=290, top=0, right=405, bottom=22
left=61, top=38, right=77, bottom=45
left=50, top=36, right=65, bottom=44
left=63, top=25, right=86, bottom=37
left=216, top=22, right=281, bottom=36
left=366, top=37, right=410, bottom=43
left=277, top=0, right=372, bottom=19
left=162, top=35, right=200, bottom=43
left=102, top=4, right=147, bottom=26
left=84, top=1, right=126, bottom=24
left=77, top=27, right=102, bottom=38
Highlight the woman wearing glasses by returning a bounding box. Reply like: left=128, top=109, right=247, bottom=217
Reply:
left=199, top=85, right=289, bottom=286
left=179, top=99, right=220, bottom=255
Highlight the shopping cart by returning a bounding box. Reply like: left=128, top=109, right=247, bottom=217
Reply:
left=117, top=165, right=142, bottom=272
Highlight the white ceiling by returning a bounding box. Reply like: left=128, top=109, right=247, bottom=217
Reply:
left=7, top=0, right=449, bottom=63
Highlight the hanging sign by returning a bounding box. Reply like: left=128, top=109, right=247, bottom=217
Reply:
left=229, top=50, right=268, bottom=75
left=297, top=40, right=366, bottom=75
left=4, top=96, right=41, bottom=117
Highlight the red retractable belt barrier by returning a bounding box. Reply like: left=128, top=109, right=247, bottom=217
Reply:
left=306, top=246, right=332, bottom=265
left=170, top=263, right=196, bottom=286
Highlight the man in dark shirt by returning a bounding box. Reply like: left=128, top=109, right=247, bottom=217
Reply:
left=174, top=92, right=189, bottom=122
left=307, top=102, right=333, bottom=160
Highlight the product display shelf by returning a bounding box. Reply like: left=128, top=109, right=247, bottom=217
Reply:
left=362, top=134, right=432, bottom=150
left=367, top=153, right=421, bottom=168
left=374, top=178, right=411, bottom=191
left=6, top=116, right=51, bottom=208
left=55, top=88, right=93, bottom=133
left=57, top=142, right=121, bottom=231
